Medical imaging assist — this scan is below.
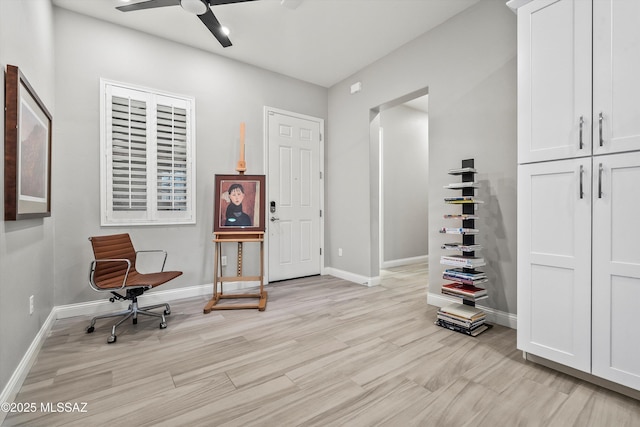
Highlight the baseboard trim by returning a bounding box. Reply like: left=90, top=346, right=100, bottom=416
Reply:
left=381, top=255, right=428, bottom=269
left=0, top=308, right=57, bottom=425
left=323, top=267, right=380, bottom=287
left=523, top=352, right=640, bottom=401
left=54, top=281, right=264, bottom=319
left=427, top=291, right=517, bottom=329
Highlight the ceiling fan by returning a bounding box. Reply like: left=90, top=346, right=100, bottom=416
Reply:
left=116, top=0, right=257, bottom=48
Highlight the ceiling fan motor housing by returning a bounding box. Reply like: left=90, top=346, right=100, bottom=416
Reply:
left=180, top=0, right=208, bottom=15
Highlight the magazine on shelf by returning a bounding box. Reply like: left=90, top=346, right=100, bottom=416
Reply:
left=444, top=268, right=487, bottom=279
left=445, top=198, right=484, bottom=204
left=439, top=227, right=479, bottom=235
left=442, top=274, right=489, bottom=286
left=441, top=242, right=483, bottom=252
left=444, top=182, right=478, bottom=189
left=443, top=214, right=479, bottom=220
left=440, top=255, right=486, bottom=268
left=442, top=282, right=487, bottom=297
left=444, top=196, right=474, bottom=201
left=443, top=276, right=488, bottom=286
left=442, top=288, right=488, bottom=301
left=448, top=167, right=476, bottom=174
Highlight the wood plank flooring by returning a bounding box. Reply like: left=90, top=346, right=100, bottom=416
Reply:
left=4, top=263, right=640, bottom=426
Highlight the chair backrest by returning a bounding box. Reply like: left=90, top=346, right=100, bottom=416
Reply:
left=89, top=233, right=138, bottom=288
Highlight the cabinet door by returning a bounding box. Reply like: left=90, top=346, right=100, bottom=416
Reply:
left=517, top=159, right=591, bottom=372
left=593, top=0, right=640, bottom=155
left=592, top=152, right=640, bottom=390
left=517, top=0, right=591, bottom=164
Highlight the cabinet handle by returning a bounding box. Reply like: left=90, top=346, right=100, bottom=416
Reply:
left=579, top=165, right=584, bottom=199
left=579, top=116, right=584, bottom=149
left=599, top=112, right=604, bottom=146
left=598, top=163, right=603, bottom=199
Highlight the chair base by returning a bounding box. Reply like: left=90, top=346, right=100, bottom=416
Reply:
left=86, top=288, right=170, bottom=343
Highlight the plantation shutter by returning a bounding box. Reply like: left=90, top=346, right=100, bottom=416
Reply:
left=101, top=80, right=195, bottom=226
left=156, top=104, right=188, bottom=212
left=111, top=96, right=148, bottom=211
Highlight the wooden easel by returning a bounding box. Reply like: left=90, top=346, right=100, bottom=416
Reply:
left=203, top=122, right=267, bottom=313
left=203, top=231, right=267, bottom=313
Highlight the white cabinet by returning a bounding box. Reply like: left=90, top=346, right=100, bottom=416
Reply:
left=518, top=0, right=640, bottom=164
left=593, top=0, right=640, bottom=155
left=518, top=154, right=640, bottom=389
left=516, top=0, right=640, bottom=391
left=517, top=0, right=591, bottom=163
left=517, top=159, right=591, bottom=372
left=592, top=152, right=640, bottom=390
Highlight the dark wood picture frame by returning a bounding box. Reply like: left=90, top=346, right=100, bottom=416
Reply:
left=4, top=65, right=52, bottom=220
left=214, top=174, right=265, bottom=232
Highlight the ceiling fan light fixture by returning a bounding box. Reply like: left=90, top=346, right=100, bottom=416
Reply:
left=180, top=0, right=208, bottom=15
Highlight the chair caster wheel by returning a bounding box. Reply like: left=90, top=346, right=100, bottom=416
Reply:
left=159, top=322, right=167, bottom=329
left=86, top=326, right=94, bottom=334
left=108, top=335, right=117, bottom=344
left=164, top=309, right=171, bottom=315
left=133, top=318, right=138, bottom=325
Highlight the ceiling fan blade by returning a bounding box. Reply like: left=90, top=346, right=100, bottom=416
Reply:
left=207, top=0, right=257, bottom=5
left=198, top=8, right=232, bottom=48
left=116, top=0, right=181, bottom=12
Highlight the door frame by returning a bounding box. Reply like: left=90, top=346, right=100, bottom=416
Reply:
left=263, top=106, right=325, bottom=283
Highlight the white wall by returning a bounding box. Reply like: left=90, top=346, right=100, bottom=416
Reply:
left=52, top=8, right=328, bottom=305
left=0, top=0, right=56, bottom=400
left=326, top=0, right=517, bottom=314
left=381, top=105, right=429, bottom=264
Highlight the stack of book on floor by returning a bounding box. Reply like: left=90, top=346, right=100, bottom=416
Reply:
left=436, top=302, right=488, bottom=336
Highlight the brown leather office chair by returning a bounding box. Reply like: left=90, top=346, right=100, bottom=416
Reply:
left=86, top=233, right=182, bottom=343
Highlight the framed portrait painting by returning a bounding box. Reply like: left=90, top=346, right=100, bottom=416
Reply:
left=214, top=174, right=265, bottom=232
left=4, top=65, right=52, bottom=220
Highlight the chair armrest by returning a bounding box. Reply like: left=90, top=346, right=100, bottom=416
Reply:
left=136, top=250, right=168, bottom=272
left=89, top=259, right=132, bottom=291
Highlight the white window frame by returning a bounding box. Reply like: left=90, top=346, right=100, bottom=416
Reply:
left=100, top=79, right=196, bottom=226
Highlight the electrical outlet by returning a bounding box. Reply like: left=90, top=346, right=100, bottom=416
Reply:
left=221, top=256, right=227, bottom=266
left=338, top=248, right=343, bottom=257
left=29, top=295, right=34, bottom=315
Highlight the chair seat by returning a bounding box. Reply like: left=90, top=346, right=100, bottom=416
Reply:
left=95, top=270, right=183, bottom=290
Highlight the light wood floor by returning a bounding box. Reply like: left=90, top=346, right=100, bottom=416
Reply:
left=4, top=263, right=640, bottom=426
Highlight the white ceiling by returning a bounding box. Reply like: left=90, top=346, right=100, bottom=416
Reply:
left=52, top=0, right=480, bottom=88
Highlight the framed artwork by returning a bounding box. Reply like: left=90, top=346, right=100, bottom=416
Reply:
left=4, top=65, right=52, bottom=220
left=214, top=174, right=265, bottom=232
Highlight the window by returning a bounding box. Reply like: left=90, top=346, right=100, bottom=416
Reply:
left=100, top=80, right=196, bottom=225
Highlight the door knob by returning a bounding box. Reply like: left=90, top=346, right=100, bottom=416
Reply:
left=270, top=216, right=280, bottom=222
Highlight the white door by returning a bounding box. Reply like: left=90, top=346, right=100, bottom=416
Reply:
left=593, top=0, right=640, bottom=155
left=266, top=108, right=323, bottom=282
left=517, top=158, right=591, bottom=372
left=592, top=152, right=640, bottom=390
left=517, top=0, right=591, bottom=164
